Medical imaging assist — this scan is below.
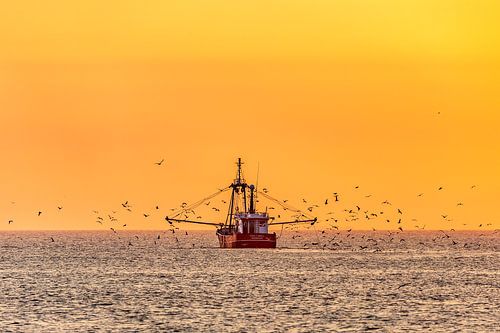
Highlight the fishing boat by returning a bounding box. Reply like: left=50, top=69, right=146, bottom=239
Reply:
left=165, top=158, right=316, bottom=248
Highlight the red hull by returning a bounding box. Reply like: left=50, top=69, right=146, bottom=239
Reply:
left=217, top=232, right=276, bottom=248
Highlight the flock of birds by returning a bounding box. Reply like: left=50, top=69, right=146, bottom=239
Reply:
left=3, top=159, right=498, bottom=249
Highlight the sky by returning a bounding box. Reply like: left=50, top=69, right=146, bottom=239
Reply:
left=0, top=0, right=499, bottom=230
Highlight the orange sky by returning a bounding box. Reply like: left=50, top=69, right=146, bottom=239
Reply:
left=0, top=1, right=499, bottom=230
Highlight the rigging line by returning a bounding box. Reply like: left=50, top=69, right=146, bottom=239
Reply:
left=171, top=187, right=231, bottom=218
left=276, top=223, right=285, bottom=240
left=256, top=191, right=315, bottom=220
left=311, top=223, right=322, bottom=250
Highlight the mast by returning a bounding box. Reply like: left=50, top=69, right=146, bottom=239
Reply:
left=249, top=184, right=255, bottom=213
left=226, top=158, right=248, bottom=228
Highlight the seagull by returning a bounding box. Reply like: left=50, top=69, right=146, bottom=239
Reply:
left=57, top=206, right=63, bottom=210
left=37, top=211, right=42, bottom=216
left=156, top=206, right=159, bottom=210
left=333, top=193, right=339, bottom=202
left=457, top=202, right=463, bottom=206
left=398, top=209, right=402, bottom=214
left=325, top=199, right=328, bottom=205
left=143, top=214, right=149, bottom=218
left=155, top=159, right=165, bottom=166
left=8, top=220, right=13, bottom=224
left=438, top=186, right=444, bottom=190
left=398, top=227, right=403, bottom=232
left=417, top=193, right=424, bottom=197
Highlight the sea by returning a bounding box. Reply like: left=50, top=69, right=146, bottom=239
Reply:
left=0, top=230, right=498, bottom=332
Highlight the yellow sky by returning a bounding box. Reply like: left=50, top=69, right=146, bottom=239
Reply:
left=0, top=1, right=499, bottom=230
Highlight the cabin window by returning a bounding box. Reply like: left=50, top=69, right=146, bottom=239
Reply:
left=248, top=222, right=255, bottom=234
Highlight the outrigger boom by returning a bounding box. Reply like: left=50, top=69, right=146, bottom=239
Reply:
left=165, top=158, right=317, bottom=248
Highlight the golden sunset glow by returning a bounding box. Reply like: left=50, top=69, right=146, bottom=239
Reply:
left=1, top=1, right=499, bottom=230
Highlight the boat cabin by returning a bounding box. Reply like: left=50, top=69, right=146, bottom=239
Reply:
left=235, top=213, right=269, bottom=234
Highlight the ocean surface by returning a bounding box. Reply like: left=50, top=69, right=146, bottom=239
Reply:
left=0, top=230, right=498, bottom=332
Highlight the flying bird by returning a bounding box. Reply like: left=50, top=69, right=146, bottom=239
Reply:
left=37, top=211, right=42, bottom=216
left=155, top=159, right=165, bottom=166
